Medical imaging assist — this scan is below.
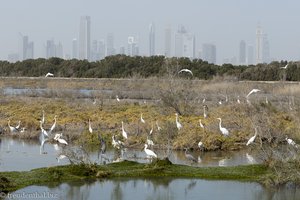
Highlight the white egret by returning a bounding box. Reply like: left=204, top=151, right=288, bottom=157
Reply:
left=246, top=89, right=261, bottom=98
left=246, top=128, right=258, bottom=146
left=45, top=72, right=54, bottom=77
left=56, top=154, right=67, bottom=163
left=112, top=135, right=124, bottom=149
left=40, top=120, right=49, bottom=137
left=42, top=115, right=57, bottom=136
left=178, top=69, right=193, bottom=76
left=184, top=148, right=197, bottom=163
left=88, top=119, right=93, bottom=134
left=265, top=96, right=269, bottom=104
left=203, top=105, right=208, bottom=118
left=285, top=136, right=297, bottom=147
left=146, top=136, right=154, bottom=147
left=39, top=130, right=49, bottom=154
left=237, top=96, right=241, bottom=104
left=156, top=121, right=162, bottom=131
left=175, top=113, right=182, bottom=130
left=116, top=95, right=120, bottom=102
left=15, top=121, right=21, bottom=129
left=199, top=119, right=204, bottom=129
left=140, top=113, right=145, bottom=124
left=149, top=124, right=153, bottom=135
left=121, top=121, right=128, bottom=139
left=280, top=63, right=289, bottom=69
left=41, top=110, right=45, bottom=124
left=202, top=98, right=206, bottom=104
left=8, top=119, right=19, bottom=133
left=198, top=141, right=203, bottom=149
left=143, top=144, right=157, bottom=158
left=246, top=153, right=256, bottom=164
left=217, top=118, right=229, bottom=136
left=54, top=133, right=68, bottom=145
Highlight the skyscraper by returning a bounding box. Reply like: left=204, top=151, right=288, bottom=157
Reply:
left=164, top=25, right=172, bottom=57
left=174, top=25, right=186, bottom=57
left=174, top=25, right=195, bottom=59
left=19, top=35, right=34, bottom=60
left=46, top=39, right=56, bottom=58
left=72, top=38, right=78, bottom=59
left=202, top=43, right=216, bottom=64
left=106, top=33, right=115, bottom=56
left=79, top=16, right=91, bottom=60
left=239, top=40, right=246, bottom=65
left=247, top=45, right=254, bottom=65
left=127, top=36, right=139, bottom=56
left=149, top=23, right=155, bottom=56
left=256, top=25, right=263, bottom=64
left=56, top=42, right=63, bottom=58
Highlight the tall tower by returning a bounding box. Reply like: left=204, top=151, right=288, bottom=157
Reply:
left=72, top=38, right=78, bottom=59
left=79, top=16, right=91, bottom=60
left=164, top=25, right=172, bottom=57
left=174, top=25, right=186, bottom=57
left=256, top=25, right=263, bottom=64
left=239, top=40, right=246, bottom=65
left=149, top=23, right=155, bottom=56
left=106, top=33, right=115, bottom=56
left=202, top=43, right=216, bottom=64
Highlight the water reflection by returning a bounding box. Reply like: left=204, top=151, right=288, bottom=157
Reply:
left=0, top=136, right=261, bottom=172
left=8, top=178, right=300, bottom=200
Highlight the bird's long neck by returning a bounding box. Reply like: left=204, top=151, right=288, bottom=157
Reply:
left=218, top=119, right=222, bottom=128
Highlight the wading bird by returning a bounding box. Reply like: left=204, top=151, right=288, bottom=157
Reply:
left=8, top=119, right=20, bottom=133
left=54, top=133, right=68, bottom=145
left=39, top=130, right=49, bottom=154
left=116, top=95, right=120, bottom=102
left=203, top=105, right=208, bottom=118
left=285, top=136, right=297, bottom=147
left=121, top=121, right=128, bottom=139
left=146, top=136, right=154, bottom=147
left=40, top=115, right=57, bottom=137
left=246, top=128, right=258, bottom=146
left=199, top=119, right=205, bottom=129
left=184, top=148, right=197, bottom=163
left=45, top=72, right=54, bottom=77
left=143, top=144, right=157, bottom=158
left=178, top=69, right=193, bottom=76
left=217, top=118, right=229, bottom=136
left=175, top=113, right=182, bottom=130
left=112, top=135, right=124, bottom=149
left=140, top=113, right=145, bottom=124
left=88, top=119, right=93, bottom=134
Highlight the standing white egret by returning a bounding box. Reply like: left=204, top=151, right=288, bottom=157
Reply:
left=143, top=144, right=157, bottom=158
left=175, top=113, right=182, bottom=130
left=184, top=148, right=197, bottom=163
left=265, top=96, right=269, bottom=104
left=54, top=133, right=68, bottom=145
left=56, top=154, right=67, bottom=163
left=140, top=113, right=145, bottom=124
left=246, top=128, right=258, bottom=146
left=45, top=72, right=54, bottom=77
left=121, top=121, right=128, bottom=139
left=203, top=105, right=208, bottom=118
left=237, top=96, right=241, bottom=104
left=246, top=153, right=256, bottom=164
left=112, top=135, right=124, bottom=149
left=116, top=95, right=120, bottom=102
left=246, top=89, right=261, bottom=98
left=39, top=130, right=49, bottom=154
left=48, top=115, right=57, bottom=135
left=146, top=136, right=154, bottom=147
left=156, top=121, right=162, bottom=131
left=178, top=69, right=193, bottom=76
left=40, top=120, right=49, bottom=137
left=15, top=121, right=21, bottom=129
left=198, top=141, right=203, bottom=149
left=199, top=119, right=204, bottom=129
left=88, top=119, right=93, bottom=133
left=217, top=118, right=229, bottom=136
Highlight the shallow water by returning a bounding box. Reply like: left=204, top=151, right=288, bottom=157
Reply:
left=5, top=178, right=300, bottom=200
left=0, top=136, right=261, bottom=172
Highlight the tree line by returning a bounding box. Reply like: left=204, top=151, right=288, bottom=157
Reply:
left=0, top=55, right=298, bottom=81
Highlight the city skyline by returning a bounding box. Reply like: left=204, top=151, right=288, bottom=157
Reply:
left=2, top=0, right=300, bottom=64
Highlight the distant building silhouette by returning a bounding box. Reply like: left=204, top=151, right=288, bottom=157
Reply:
left=19, top=35, right=34, bottom=60
left=106, top=33, right=115, bottom=56
left=202, top=43, right=216, bottom=64
left=256, top=25, right=270, bottom=64
left=46, top=39, right=63, bottom=58
left=127, top=36, right=139, bottom=56
left=174, top=25, right=195, bottom=59
left=247, top=45, right=254, bottom=65
left=149, top=23, right=155, bottom=56
left=72, top=38, right=78, bottom=59
left=239, top=40, right=246, bottom=65
left=79, top=16, right=91, bottom=60
left=164, top=24, right=172, bottom=57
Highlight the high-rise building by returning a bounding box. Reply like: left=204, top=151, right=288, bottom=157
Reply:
left=19, top=35, right=34, bottom=60
left=79, top=16, right=91, bottom=60
left=202, top=43, right=216, bottom=64
left=149, top=23, right=155, bottom=56
left=106, top=33, right=115, bottom=56
left=247, top=45, right=254, bottom=65
left=91, top=40, right=100, bottom=61
left=239, top=40, right=246, bottom=65
left=72, top=38, right=78, bottom=59
left=127, top=36, right=139, bottom=56
left=56, top=42, right=63, bottom=58
left=174, top=25, right=195, bottom=59
left=262, top=35, right=270, bottom=63
left=164, top=25, right=172, bottom=57
left=119, top=46, right=125, bottom=55
left=46, top=39, right=56, bottom=58
left=256, top=25, right=263, bottom=64
left=98, top=40, right=106, bottom=60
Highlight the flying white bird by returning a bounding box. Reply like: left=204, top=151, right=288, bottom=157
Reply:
left=280, top=63, right=289, bottom=69
left=45, top=72, right=54, bottom=77
left=246, top=128, right=258, bottom=146
left=217, top=118, right=229, bottom=136
left=175, top=113, right=182, bottom=130
left=121, top=121, right=128, bottom=139
left=178, top=69, right=193, bottom=76
left=143, top=144, right=157, bottom=158
left=246, top=89, right=261, bottom=98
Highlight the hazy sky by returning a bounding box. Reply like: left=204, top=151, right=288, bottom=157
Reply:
left=1, top=0, right=300, bottom=63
